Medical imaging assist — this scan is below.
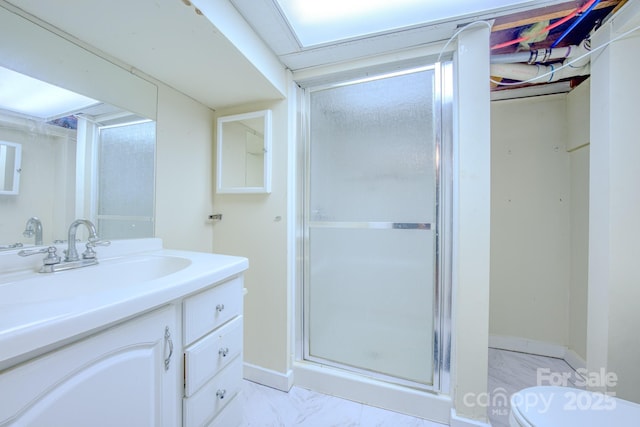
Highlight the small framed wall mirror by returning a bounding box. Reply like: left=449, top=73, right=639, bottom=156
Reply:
left=0, top=141, right=21, bottom=195
left=216, top=109, right=272, bottom=194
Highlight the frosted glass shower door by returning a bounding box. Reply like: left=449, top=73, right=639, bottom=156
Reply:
left=306, top=68, right=438, bottom=387
left=96, top=120, right=155, bottom=238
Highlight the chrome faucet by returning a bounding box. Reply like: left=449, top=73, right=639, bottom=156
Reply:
left=65, top=219, right=98, bottom=262
left=23, top=217, right=43, bottom=246
left=19, top=219, right=110, bottom=273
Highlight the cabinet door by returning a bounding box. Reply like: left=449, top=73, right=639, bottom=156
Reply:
left=0, top=305, right=178, bottom=427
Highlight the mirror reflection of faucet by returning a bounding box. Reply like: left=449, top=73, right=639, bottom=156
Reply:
left=23, top=217, right=43, bottom=246
left=0, top=242, right=23, bottom=251
left=18, top=219, right=111, bottom=273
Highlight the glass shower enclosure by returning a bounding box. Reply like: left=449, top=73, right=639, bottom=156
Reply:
left=303, top=63, right=452, bottom=391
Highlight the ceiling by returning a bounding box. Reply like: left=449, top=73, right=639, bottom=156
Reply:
left=2, top=0, right=626, bottom=110
left=232, top=0, right=624, bottom=98
left=231, top=0, right=623, bottom=72
left=270, top=0, right=550, bottom=48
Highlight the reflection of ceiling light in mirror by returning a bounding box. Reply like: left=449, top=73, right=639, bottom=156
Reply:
left=0, top=66, right=99, bottom=120
left=276, top=0, right=535, bottom=46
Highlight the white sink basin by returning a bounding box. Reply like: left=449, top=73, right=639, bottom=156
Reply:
left=0, top=254, right=192, bottom=305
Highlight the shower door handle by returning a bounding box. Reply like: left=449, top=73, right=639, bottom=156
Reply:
left=308, top=221, right=431, bottom=230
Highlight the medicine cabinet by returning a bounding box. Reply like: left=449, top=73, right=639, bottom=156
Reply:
left=216, top=110, right=272, bottom=194
left=0, top=141, right=21, bottom=195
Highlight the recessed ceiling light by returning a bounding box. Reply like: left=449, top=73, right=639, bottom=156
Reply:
left=276, top=0, right=537, bottom=46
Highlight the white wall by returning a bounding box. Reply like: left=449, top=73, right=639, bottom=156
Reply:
left=568, top=145, right=589, bottom=360
left=490, top=95, right=571, bottom=347
left=211, top=96, right=291, bottom=382
left=566, top=80, right=590, bottom=362
left=588, top=1, right=640, bottom=402
left=489, top=88, right=590, bottom=364
left=452, top=25, right=492, bottom=423
left=154, top=83, right=216, bottom=252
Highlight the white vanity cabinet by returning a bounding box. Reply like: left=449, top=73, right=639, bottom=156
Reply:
left=0, top=305, right=179, bottom=427
left=182, top=275, right=244, bottom=427
left=0, top=240, right=248, bottom=427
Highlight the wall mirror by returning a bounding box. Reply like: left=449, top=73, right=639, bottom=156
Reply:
left=0, top=141, right=21, bottom=195
left=216, top=109, right=272, bottom=194
left=0, top=5, right=158, bottom=248
left=0, top=67, right=156, bottom=247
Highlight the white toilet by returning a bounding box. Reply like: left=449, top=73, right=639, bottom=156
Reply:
left=509, top=386, right=640, bottom=426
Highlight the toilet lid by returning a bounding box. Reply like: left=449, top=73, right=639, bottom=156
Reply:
left=511, top=386, right=640, bottom=427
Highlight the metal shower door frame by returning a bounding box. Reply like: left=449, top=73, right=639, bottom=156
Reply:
left=300, top=61, right=453, bottom=393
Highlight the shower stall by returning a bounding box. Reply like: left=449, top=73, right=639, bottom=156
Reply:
left=300, top=62, right=453, bottom=393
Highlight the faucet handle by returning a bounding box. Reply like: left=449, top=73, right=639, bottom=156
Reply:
left=87, top=238, right=111, bottom=247
left=18, top=247, right=48, bottom=257
left=18, top=246, right=61, bottom=265
left=83, top=238, right=111, bottom=259
left=18, top=248, right=47, bottom=256
left=42, top=246, right=62, bottom=265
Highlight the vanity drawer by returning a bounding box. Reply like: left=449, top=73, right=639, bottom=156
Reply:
left=183, top=356, right=242, bottom=427
left=183, top=276, right=242, bottom=345
left=184, top=316, right=243, bottom=397
left=206, top=392, right=242, bottom=427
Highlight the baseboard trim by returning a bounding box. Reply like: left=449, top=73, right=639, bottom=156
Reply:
left=489, top=335, right=587, bottom=372
left=450, top=408, right=491, bottom=427
left=243, top=362, right=294, bottom=392
left=563, top=348, right=587, bottom=371
left=489, top=335, right=566, bottom=358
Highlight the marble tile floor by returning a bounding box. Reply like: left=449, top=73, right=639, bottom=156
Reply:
left=240, top=348, right=582, bottom=427
left=240, top=380, right=446, bottom=427
left=487, top=348, right=585, bottom=427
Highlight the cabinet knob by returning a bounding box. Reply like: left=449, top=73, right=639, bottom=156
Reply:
left=216, top=303, right=225, bottom=313
left=219, top=347, right=230, bottom=357
left=216, top=389, right=226, bottom=400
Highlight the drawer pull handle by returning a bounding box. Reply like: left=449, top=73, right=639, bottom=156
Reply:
left=216, top=389, right=226, bottom=400
left=216, top=303, right=225, bottom=313
left=219, top=347, right=230, bottom=357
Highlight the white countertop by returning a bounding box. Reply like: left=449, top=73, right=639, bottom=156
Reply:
left=0, top=238, right=248, bottom=371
